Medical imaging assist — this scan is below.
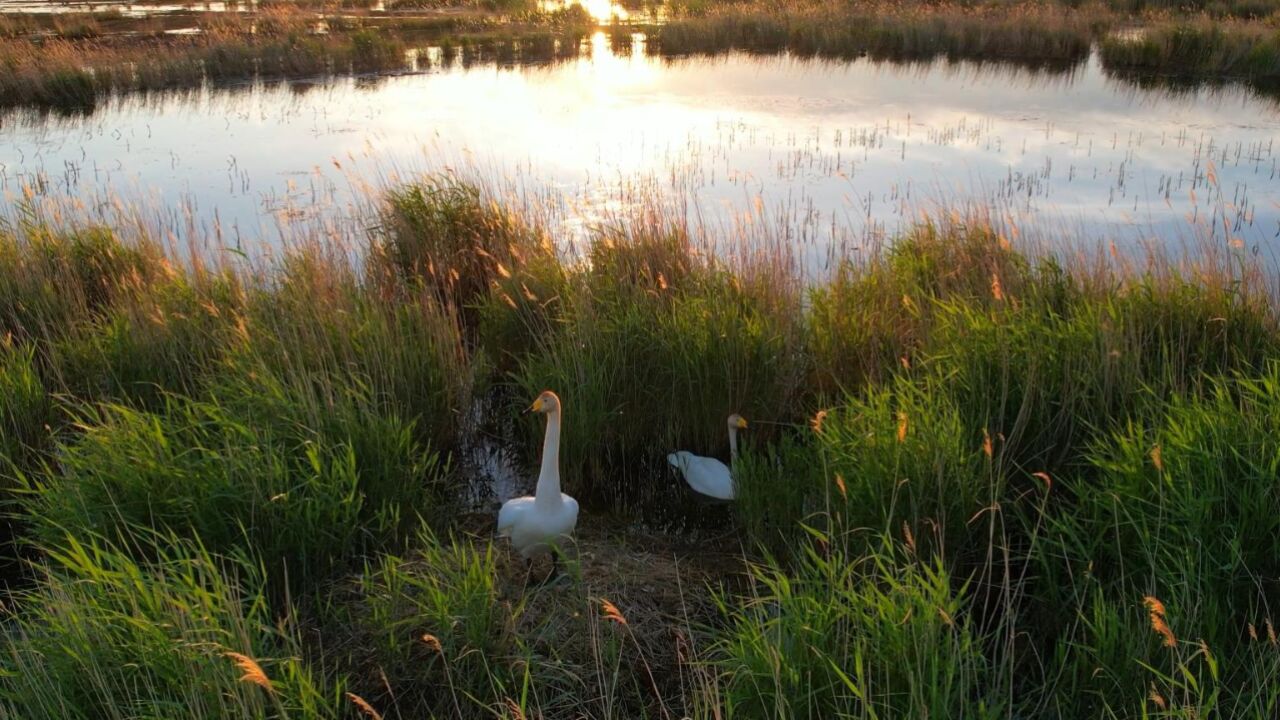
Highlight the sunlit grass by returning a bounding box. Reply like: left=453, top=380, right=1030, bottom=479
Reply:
left=1, top=173, right=1278, bottom=717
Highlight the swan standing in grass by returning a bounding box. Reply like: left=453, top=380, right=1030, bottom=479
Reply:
left=497, top=390, right=579, bottom=578
left=668, top=414, right=747, bottom=501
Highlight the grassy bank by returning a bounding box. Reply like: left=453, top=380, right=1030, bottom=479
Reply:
left=1101, top=19, right=1280, bottom=89
left=1, top=176, right=1278, bottom=717
left=6, top=0, right=1280, bottom=111
left=0, top=2, right=596, bottom=111
left=648, top=0, right=1280, bottom=83
left=650, top=0, right=1098, bottom=64
left=0, top=27, right=412, bottom=111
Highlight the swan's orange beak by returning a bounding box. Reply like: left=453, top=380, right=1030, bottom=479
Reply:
left=529, top=397, right=545, bottom=413
left=736, top=417, right=749, bottom=429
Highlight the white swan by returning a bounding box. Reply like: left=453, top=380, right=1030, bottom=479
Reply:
left=668, top=414, right=747, bottom=501
left=497, top=390, right=579, bottom=571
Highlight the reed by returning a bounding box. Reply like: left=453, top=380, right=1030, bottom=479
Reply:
left=481, top=208, right=806, bottom=516
left=0, top=174, right=1278, bottom=717
left=0, top=532, right=339, bottom=718
left=0, top=27, right=410, bottom=111
left=711, top=536, right=1002, bottom=718
left=5, top=0, right=1280, bottom=112
left=653, top=0, right=1097, bottom=65
left=1101, top=19, right=1280, bottom=84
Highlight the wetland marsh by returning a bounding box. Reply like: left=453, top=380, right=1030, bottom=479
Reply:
left=2, top=3, right=1280, bottom=719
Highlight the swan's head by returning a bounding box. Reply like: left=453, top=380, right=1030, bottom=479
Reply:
left=728, top=414, right=748, bottom=430
left=667, top=451, right=688, bottom=470
left=529, top=390, right=561, bottom=415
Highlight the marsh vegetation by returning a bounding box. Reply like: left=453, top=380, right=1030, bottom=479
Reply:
left=4, top=0, right=1280, bottom=109
left=2, top=1, right=1279, bottom=717
left=0, top=172, right=1278, bottom=717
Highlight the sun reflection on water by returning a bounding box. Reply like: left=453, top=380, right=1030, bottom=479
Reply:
left=541, top=0, right=629, bottom=22
left=2, top=46, right=1277, bottom=267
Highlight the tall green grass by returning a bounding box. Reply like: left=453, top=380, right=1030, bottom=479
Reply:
left=0, top=340, right=50, bottom=580
left=0, top=340, right=50, bottom=475
left=1035, top=367, right=1280, bottom=716
left=24, top=373, right=445, bottom=594
left=0, top=221, right=161, bottom=343
left=0, top=532, right=339, bottom=719
left=482, top=214, right=805, bottom=514
left=324, top=527, right=524, bottom=718
left=1, top=177, right=1279, bottom=717
left=244, top=248, right=473, bottom=450
left=711, top=535, right=1003, bottom=719
left=1102, top=21, right=1280, bottom=83
left=737, top=373, right=993, bottom=560
left=654, top=1, right=1096, bottom=66
left=377, top=174, right=553, bottom=325
left=51, top=271, right=244, bottom=408
left=1, top=206, right=473, bottom=595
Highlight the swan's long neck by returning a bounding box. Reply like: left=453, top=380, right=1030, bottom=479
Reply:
left=729, top=424, right=739, bottom=466
left=535, top=408, right=562, bottom=508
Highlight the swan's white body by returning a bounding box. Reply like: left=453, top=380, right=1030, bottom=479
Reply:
left=668, top=452, right=734, bottom=500
left=668, top=415, right=746, bottom=501
left=498, top=392, right=579, bottom=559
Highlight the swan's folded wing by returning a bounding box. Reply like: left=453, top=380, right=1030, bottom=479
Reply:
left=497, top=497, right=534, bottom=535
left=562, top=494, right=580, bottom=527
left=685, top=455, right=734, bottom=500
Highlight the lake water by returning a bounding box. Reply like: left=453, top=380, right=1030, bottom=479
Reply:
left=2, top=34, right=1277, bottom=268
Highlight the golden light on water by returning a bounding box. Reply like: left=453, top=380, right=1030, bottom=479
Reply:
left=583, top=0, right=627, bottom=22
left=580, top=31, right=654, bottom=94
left=541, top=0, right=628, bottom=23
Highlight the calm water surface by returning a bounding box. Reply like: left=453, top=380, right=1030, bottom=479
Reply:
left=2, top=36, right=1277, bottom=264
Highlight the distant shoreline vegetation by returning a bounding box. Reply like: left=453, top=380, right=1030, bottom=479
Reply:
left=2, top=0, right=1280, bottom=110
left=2, top=172, right=1279, bottom=716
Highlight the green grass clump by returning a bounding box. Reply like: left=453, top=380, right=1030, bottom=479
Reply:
left=326, top=528, right=522, bottom=717
left=52, top=272, right=245, bottom=409
left=1032, top=369, right=1280, bottom=716
left=0, top=340, right=51, bottom=475
left=807, top=222, right=1113, bottom=468
left=654, top=1, right=1094, bottom=67
left=25, top=371, right=446, bottom=593
left=738, top=374, right=992, bottom=561
left=0, top=340, right=51, bottom=576
left=922, top=297, right=1116, bottom=469
left=1102, top=22, right=1280, bottom=82
left=711, top=535, right=1001, bottom=719
left=928, top=261, right=1276, bottom=469
left=0, top=222, right=162, bottom=343
left=477, top=249, right=572, bottom=372
left=487, top=219, right=804, bottom=513
left=376, top=175, right=552, bottom=320
left=243, top=249, right=474, bottom=450
left=1111, top=272, right=1279, bottom=390
left=807, top=221, right=1035, bottom=397
left=0, top=533, right=338, bottom=719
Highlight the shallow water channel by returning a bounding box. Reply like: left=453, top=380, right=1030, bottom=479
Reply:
left=1, top=34, right=1278, bottom=266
